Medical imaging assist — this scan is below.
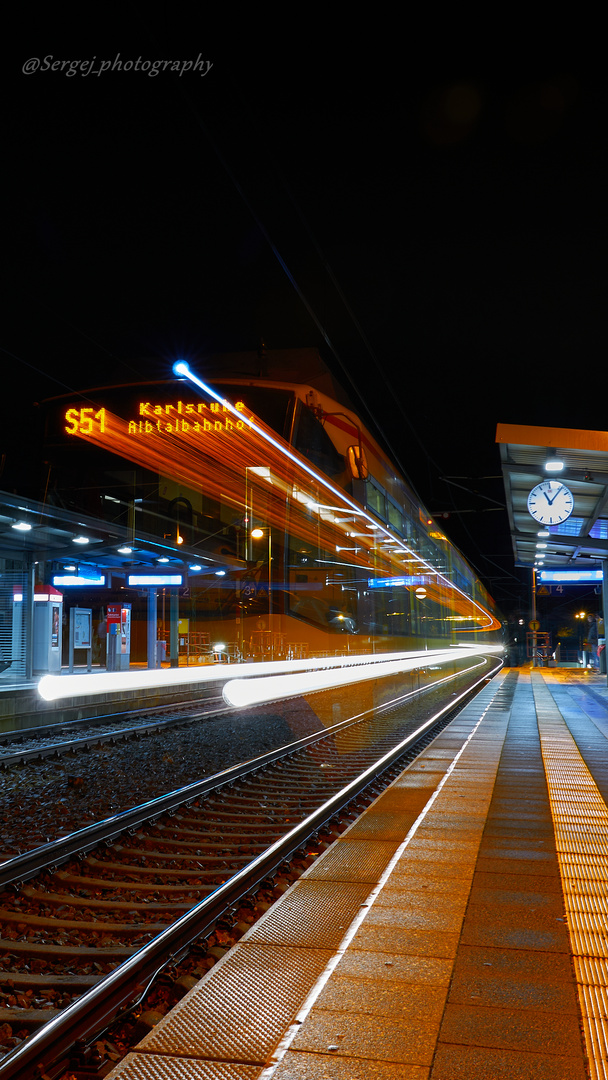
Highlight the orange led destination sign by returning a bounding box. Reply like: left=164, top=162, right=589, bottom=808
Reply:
left=64, top=401, right=252, bottom=438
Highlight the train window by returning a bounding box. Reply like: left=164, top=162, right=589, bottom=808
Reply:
left=366, top=478, right=386, bottom=519
left=215, top=385, right=294, bottom=441
left=387, top=499, right=403, bottom=533
left=292, top=402, right=344, bottom=476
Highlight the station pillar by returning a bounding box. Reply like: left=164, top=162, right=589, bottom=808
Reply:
left=170, top=587, right=179, bottom=668
left=147, top=588, right=157, bottom=670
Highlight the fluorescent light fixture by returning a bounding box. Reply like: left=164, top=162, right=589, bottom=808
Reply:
left=189, top=564, right=203, bottom=572
left=38, top=645, right=502, bottom=703
left=11, top=521, right=32, bottom=532
left=117, top=546, right=133, bottom=554
left=545, top=456, right=564, bottom=472
left=128, top=574, right=183, bottom=586
left=215, top=570, right=226, bottom=576
left=72, top=536, right=90, bottom=545
left=157, top=557, right=170, bottom=563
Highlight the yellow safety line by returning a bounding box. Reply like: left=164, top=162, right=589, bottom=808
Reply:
left=534, top=675, right=608, bottom=1080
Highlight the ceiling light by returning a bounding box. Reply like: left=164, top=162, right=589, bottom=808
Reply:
left=157, top=557, right=170, bottom=563
left=545, top=454, right=564, bottom=472
left=117, top=546, right=133, bottom=554
left=72, top=536, right=90, bottom=544
left=11, top=521, right=32, bottom=531
left=189, top=564, right=202, bottom=572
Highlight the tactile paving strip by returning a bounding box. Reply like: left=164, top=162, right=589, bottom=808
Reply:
left=138, top=942, right=334, bottom=1064
left=109, top=1054, right=261, bottom=1079
left=535, top=674, right=608, bottom=1080
left=245, top=880, right=372, bottom=947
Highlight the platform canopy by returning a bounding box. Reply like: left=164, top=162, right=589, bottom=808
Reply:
left=496, top=423, right=608, bottom=570
left=0, top=490, right=239, bottom=578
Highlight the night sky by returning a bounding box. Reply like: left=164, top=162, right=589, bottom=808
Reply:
left=3, top=51, right=608, bottom=617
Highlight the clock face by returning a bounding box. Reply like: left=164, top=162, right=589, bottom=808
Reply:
left=527, top=481, right=574, bottom=525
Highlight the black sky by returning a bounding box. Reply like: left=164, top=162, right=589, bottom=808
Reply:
left=3, top=49, right=608, bottom=615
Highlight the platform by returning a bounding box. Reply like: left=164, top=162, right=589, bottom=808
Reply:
left=0, top=663, right=221, bottom=734
left=107, top=668, right=608, bottom=1080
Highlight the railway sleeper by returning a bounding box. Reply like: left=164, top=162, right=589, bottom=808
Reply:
left=17, top=887, right=196, bottom=913
left=53, top=872, right=218, bottom=894
left=77, top=859, right=232, bottom=880
left=0, top=910, right=168, bottom=934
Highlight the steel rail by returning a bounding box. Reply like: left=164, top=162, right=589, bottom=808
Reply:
left=0, top=700, right=228, bottom=767
left=0, top=657, right=502, bottom=1080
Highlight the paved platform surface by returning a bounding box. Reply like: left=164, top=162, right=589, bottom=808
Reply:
left=108, top=668, right=608, bottom=1080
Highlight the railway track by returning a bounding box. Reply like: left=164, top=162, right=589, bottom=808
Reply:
left=0, top=657, right=502, bottom=1078
left=0, top=693, right=228, bottom=768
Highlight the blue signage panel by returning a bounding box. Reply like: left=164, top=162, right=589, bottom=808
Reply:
left=128, top=574, right=183, bottom=586
left=539, top=569, right=603, bottom=583
left=53, top=573, right=106, bottom=586
left=368, top=575, right=430, bottom=589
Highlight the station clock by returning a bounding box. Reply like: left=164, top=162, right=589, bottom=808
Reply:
left=527, top=481, right=574, bottom=526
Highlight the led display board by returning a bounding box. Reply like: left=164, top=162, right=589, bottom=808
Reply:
left=127, top=574, right=183, bottom=586
left=539, top=569, right=603, bottom=583
left=368, top=575, right=431, bottom=589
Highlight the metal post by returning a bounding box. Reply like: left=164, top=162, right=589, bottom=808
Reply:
left=147, top=588, right=157, bottom=669
left=170, top=587, right=179, bottom=668
left=268, top=527, right=273, bottom=659
left=531, top=568, right=537, bottom=667
left=25, top=560, right=35, bottom=680
left=603, top=561, right=608, bottom=683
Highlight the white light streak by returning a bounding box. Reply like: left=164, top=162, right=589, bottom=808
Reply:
left=38, top=646, right=502, bottom=703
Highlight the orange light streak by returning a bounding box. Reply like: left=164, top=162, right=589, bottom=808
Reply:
left=64, top=401, right=499, bottom=632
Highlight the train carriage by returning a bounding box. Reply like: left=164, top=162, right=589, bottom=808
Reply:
left=41, top=349, right=501, bottom=664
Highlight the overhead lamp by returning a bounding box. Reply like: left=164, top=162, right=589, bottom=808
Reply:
left=537, top=530, right=550, bottom=538
left=117, top=546, right=133, bottom=554
left=189, top=564, right=202, bottom=572
left=72, top=535, right=90, bottom=544
left=157, top=557, right=170, bottom=563
left=536, top=542, right=548, bottom=549
left=215, top=570, right=226, bottom=576
left=544, top=452, right=564, bottom=472
left=11, top=521, right=32, bottom=531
